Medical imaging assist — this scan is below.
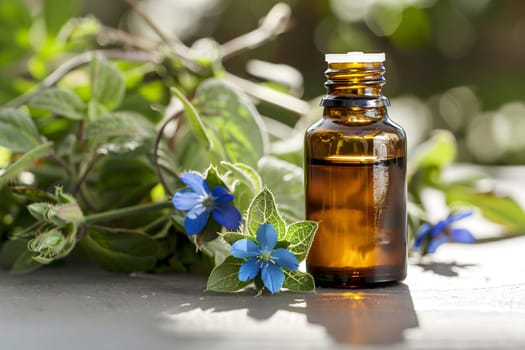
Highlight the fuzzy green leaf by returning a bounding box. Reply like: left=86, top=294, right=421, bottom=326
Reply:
left=246, top=188, right=286, bottom=238
left=220, top=161, right=262, bottom=213
left=80, top=228, right=158, bottom=273
left=206, top=256, right=250, bottom=292
left=0, top=239, right=42, bottom=273
left=258, top=156, right=304, bottom=220
left=30, top=88, right=85, bottom=120
left=0, top=142, right=53, bottom=189
left=221, top=232, right=253, bottom=245
left=90, top=57, right=125, bottom=110
left=193, top=79, right=268, bottom=167
left=86, top=112, right=155, bottom=139
left=282, top=270, right=315, bottom=293
left=173, top=131, right=209, bottom=172
left=445, top=186, right=525, bottom=232
left=170, top=86, right=211, bottom=150
left=0, top=108, right=41, bottom=152
left=284, top=221, right=318, bottom=262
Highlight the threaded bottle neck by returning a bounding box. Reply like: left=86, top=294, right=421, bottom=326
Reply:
left=320, top=53, right=389, bottom=108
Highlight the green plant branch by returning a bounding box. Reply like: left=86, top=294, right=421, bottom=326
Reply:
left=125, top=0, right=200, bottom=72
left=5, top=49, right=158, bottom=108
left=99, top=25, right=158, bottom=52
left=85, top=201, right=173, bottom=224
left=224, top=73, right=309, bottom=115
left=220, top=3, right=292, bottom=59
left=137, top=214, right=170, bottom=232
left=47, top=152, right=74, bottom=176
left=73, top=153, right=104, bottom=196
left=79, top=186, right=98, bottom=213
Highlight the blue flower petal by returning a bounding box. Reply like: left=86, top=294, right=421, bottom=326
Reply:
left=447, top=211, right=474, bottom=224
left=231, top=239, right=261, bottom=259
left=213, top=204, right=242, bottom=230
left=427, top=235, right=449, bottom=254
left=211, top=186, right=234, bottom=204
left=431, top=219, right=450, bottom=237
left=413, top=223, right=432, bottom=250
left=261, top=262, right=284, bottom=294
left=238, top=258, right=260, bottom=281
left=271, top=248, right=299, bottom=271
left=450, top=228, right=476, bottom=243
left=172, top=188, right=201, bottom=210
left=184, top=204, right=210, bottom=235
left=180, top=172, right=210, bottom=196
left=256, top=223, right=278, bottom=252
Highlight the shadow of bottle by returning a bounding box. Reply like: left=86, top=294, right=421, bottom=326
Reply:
left=305, top=283, right=419, bottom=345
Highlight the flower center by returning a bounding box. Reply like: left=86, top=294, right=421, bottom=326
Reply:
left=201, top=195, right=215, bottom=209
left=259, top=251, right=273, bottom=262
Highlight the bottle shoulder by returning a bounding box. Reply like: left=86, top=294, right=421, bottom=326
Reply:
left=305, top=115, right=406, bottom=160
left=306, top=116, right=406, bottom=139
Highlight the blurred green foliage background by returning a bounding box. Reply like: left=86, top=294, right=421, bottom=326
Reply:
left=1, top=0, right=524, bottom=164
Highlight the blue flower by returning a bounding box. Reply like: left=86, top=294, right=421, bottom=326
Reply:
left=172, top=172, right=242, bottom=235
left=230, top=223, right=299, bottom=294
left=413, top=211, right=476, bottom=254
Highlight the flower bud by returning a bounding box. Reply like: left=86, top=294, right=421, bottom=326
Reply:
left=27, top=202, right=52, bottom=221
left=55, top=203, right=85, bottom=223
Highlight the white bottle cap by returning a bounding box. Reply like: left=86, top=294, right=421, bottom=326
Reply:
left=325, top=51, right=385, bottom=63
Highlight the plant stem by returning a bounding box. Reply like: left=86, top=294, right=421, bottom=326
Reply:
left=125, top=0, right=200, bottom=72
left=74, top=153, right=104, bottom=196
left=220, top=3, right=291, bottom=59
left=85, top=201, right=173, bottom=224
left=153, top=113, right=181, bottom=195
left=224, top=73, right=309, bottom=115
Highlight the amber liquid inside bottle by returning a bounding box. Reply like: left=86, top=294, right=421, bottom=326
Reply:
left=305, top=57, right=407, bottom=287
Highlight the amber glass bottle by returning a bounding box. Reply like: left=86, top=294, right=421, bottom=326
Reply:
left=305, top=52, right=407, bottom=287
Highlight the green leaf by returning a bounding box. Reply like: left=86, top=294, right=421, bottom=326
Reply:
left=0, top=239, right=42, bottom=273
left=0, top=142, right=53, bottom=188
left=206, top=256, right=250, bottom=292
left=284, top=221, right=318, bottom=262
left=220, top=161, right=262, bottom=213
left=90, top=57, right=125, bottom=111
left=409, top=129, right=456, bottom=176
left=173, top=131, right=209, bottom=172
left=30, top=88, right=85, bottom=120
left=445, top=186, right=525, bottom=232
left=258, top=156, right=304, bottom=220
left=282, top=270, right=315, bottom=293
left=170, top=86, right=211, bottom=150
left=221, top=232, right=253, bottom=245
left=193, top=79, right=268, bottom=167
left=43, top=0, right=80, bottom=35
left=8, top=185, right=57, bottom=203
left=246, top=188, right=286, bottom=238
left=86, top=111, right=155, bottom=139
left=80, top=228, right=158, bottom=273
left=87, top=100, right=109, bottom=120
left=96, top=156, right=157, bottom=208
left=205, top=166, right=224, bottom=190
left=0, top=108, right=41, bottom=152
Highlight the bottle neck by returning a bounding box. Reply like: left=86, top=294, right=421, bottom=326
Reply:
left=323, top=106, right=387, bottom=123
left=320, top=61, right=389, bottom=109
